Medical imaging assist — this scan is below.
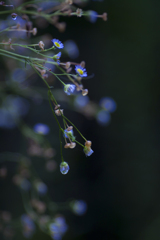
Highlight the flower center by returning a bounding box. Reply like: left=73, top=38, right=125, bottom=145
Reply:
left=55, top=42, right=60, bottom=48
left=77, top=68, right=84, bottom=75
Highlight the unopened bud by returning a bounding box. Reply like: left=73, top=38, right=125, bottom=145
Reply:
left=66, top=126, right=73, bottom=131
left=85, top=141, right=92, bottom=147
left=64, top=143, right=71, bottom=148
left=76, top=8, right=82, bottom=17
left=55, top=109, right=63, bottom=116
left=55, top=104, right=60, bottom=110
left=102, top=12, right=107, bottom=21
left=65, top=62, right=71, bottom=69
left=32, top=28, right=37, bottom=35
left=82, top=89, right=88, bottom=96
left=76, top=84, right=83, bottom=91
left=80, top=61, right=85, bottom=68
left=39, top=41, right=45, bottom=50
left=66, top=0, right=73, bottom=4
left=70, top=142, right=76, bottom=149
left=41, top=69, right=46, bottom=76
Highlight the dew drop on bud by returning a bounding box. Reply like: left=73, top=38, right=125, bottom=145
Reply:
left=60, top=161, right=69, bottom=175
left=11, top=13, right=17, bottom=20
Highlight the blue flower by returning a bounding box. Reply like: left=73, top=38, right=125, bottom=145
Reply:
left=75, top=65, right=87, bottom=77
left=49, top=216, right=68, bottom=240
left=51, top=39, right=64, bottom=49
left=60, top=162, right=70, bottom=175
left=87, top=10, right=98, bottom=23
left=53, top=52, right=61, bottom=65
left=83, top=146, right=94, bottom=157
left=33, top=123, right=50, bottom=135
left=36, top=182, right=48, bottom=195
left=72, top=200, right=87, bottom=215
left=99, top=97, right=117, bottom=113
left=21, top=214, right=35, bottom=238
left=96, top=110, right=111, bottom=126
left=64, top=84, right=76, bottom=95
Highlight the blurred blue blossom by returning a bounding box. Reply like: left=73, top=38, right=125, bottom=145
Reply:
left=99, top=97, right=117, bottom=112
left=64, top=40, right=79, bottom=59
left=21, top=214, right=35, bottom=238
left=49, top=216, right=68, bottom=240
left=12, top=68, right=26, bottom=83
left=36, top=182, right=48, bottom=195
left=87, top=11, right=98, bottom=23
left=33, top=123, right=50, bottom=135
left=20, top=179, right=31, bottom=191
left=74, top=95, right=89, bottom=108
left=0, top=96, right=30, bottom=129
left=96, top=110, right=111, bottom=125
left=72, top=200, right=87, bottom=215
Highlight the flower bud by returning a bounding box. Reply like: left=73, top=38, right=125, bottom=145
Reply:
left=102, top=12, right=107, bottom=21
left=55, top=109, right=63, bottom=116
left=82, top=89, right=88, bottom=96
left=85, top=141, right=92, bottom=147
left=32, top=28, right=37, bottom=35
left=39, top=41, right=45, bottom=50
left=69, top=142, right=76, bottom=149
left=64, top=143, right=71, bottom=148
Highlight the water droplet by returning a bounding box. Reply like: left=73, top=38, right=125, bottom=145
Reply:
left=11, top=13, right=17, bottom=20
left=60, top=162, right=69, bottom=175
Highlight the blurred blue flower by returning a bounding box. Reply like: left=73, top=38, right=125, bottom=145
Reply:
left=0, top=96, right=30, bottom=129
left=49, top=216, right=68, bottom=240
left=33, top=123, right=50, bottom=135
left=36, top=182, right=48, bottom=195
left=21, top=214, right=35, bottom=238
left=51, top=39, right=64, bottom=49
left=99, top=97, right=117, bottom=112
left=75, top=65, right=87, bottom=77
left=96, top=110, right=111, bottom=126
left=87, top=10, right=98, bottom=23
left=12, top=68, right=26, bottom=83
left=20, top=179, right=31, bottom=191
left=72, top=200, right=87, bottom=215
left=64, top=40, right=79, bottom=59
left=74, top=95, right=89, bottom=108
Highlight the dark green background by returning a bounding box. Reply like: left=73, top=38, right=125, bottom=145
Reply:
left=1, top=0, right=160, bottom=240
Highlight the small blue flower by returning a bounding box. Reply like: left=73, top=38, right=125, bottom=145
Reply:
left=51, top=39, right=64, bottom=49
left=64, top=84, right=76, bottom=95
left=60, top=162, right=69, bottom=175
left=83, top=146, right=94, bottom=157
left=36, top=182, right=48, bottom=195
left=64, top=128, right=73, bottom=138
left=49, top=216, right=68, bottom=240
left=72, top=200, right=87, bottom=215
left=74, top=95, right=89, bottom=108
left=33, top=123, right=50, bottom=135
left=21, top=214, right=35, bottom=238
left=96, top=110, right=111, bottom=126
left=20, top=179, right=31, bottom=191
left=75, top=65, right=87, bottom=77
left=53, top=52, right=61, bottom=65
left=99, top=97, right=117, bottom=113
left=87, top=10, right=98, bottom=23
